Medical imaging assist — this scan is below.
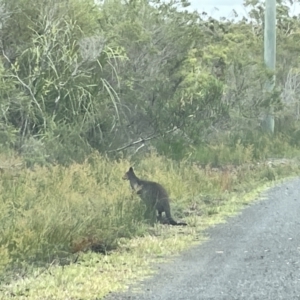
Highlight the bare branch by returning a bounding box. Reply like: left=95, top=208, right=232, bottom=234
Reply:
left=107, top=127, right=177, bottom=153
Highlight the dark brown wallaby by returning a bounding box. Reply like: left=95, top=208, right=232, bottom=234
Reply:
left=122, top=167, right=187, bottom=226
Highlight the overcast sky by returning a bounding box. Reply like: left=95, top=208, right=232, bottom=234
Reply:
left=188, top=0, right=300, bottom=19
left=189, top=0, right=246, bottom=19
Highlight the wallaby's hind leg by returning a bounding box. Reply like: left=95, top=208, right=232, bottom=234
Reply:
left=144, top=205, right=157, bottom=225
left=157, top=211, right=163, bottom=223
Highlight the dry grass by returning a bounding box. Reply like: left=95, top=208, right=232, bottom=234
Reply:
left=0, top=151, right=300, bottom=299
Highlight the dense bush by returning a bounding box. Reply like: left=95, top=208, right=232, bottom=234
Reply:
left=0, top=0, right=299, bottom=164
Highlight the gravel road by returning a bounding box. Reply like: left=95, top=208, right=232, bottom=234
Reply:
left=105, top=178, right=300, bottom=300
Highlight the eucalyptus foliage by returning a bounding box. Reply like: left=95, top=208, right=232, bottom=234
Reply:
left=0, top=0, right=300, bottom=163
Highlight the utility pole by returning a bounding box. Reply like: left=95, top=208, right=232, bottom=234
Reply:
left=263, top=0, right=276, bottom=134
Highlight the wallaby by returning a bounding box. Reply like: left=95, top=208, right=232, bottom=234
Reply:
left=122, top=167, right=187, bottom=226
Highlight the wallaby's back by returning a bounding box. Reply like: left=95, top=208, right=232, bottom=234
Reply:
left=122, top=167, right=187, bottom=226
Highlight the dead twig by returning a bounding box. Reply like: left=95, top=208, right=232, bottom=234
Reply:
left=107, top=127, right=177, bottom=153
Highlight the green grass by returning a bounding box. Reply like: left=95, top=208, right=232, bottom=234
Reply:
left=0, top=150, right=300, bottom=299
left=157, top=133, right=300, bottom=166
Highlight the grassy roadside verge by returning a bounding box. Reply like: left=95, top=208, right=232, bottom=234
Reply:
left=0, top=153, right=300, bottom=299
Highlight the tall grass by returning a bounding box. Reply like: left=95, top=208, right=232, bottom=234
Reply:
left=0, top=153, right=146, bottom=275
left=0, top=148, right=299, bottom=280
left=158, top=133, right=300, bottom=166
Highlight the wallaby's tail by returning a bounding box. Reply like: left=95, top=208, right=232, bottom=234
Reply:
left=168, top=217, right=187, bottom=226
left=165, top=204, right=187, bottom=226
left=166, top=211, right=187, bottom=226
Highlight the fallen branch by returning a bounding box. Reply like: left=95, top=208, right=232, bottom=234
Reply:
left=107, top=127, right=177, bottom=153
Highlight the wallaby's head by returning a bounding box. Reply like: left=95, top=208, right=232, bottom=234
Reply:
left=122, top=167, right=136, bottom=180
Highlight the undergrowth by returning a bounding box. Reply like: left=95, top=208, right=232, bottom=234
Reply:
left=157, top=132, right=300, bottom=165
left=0, top=150, right=299, bottom=275
left=0, top=140, right=300, bottom=298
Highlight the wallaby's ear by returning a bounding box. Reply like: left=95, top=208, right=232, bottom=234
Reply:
left=129, top=167, right=133, bottom=172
